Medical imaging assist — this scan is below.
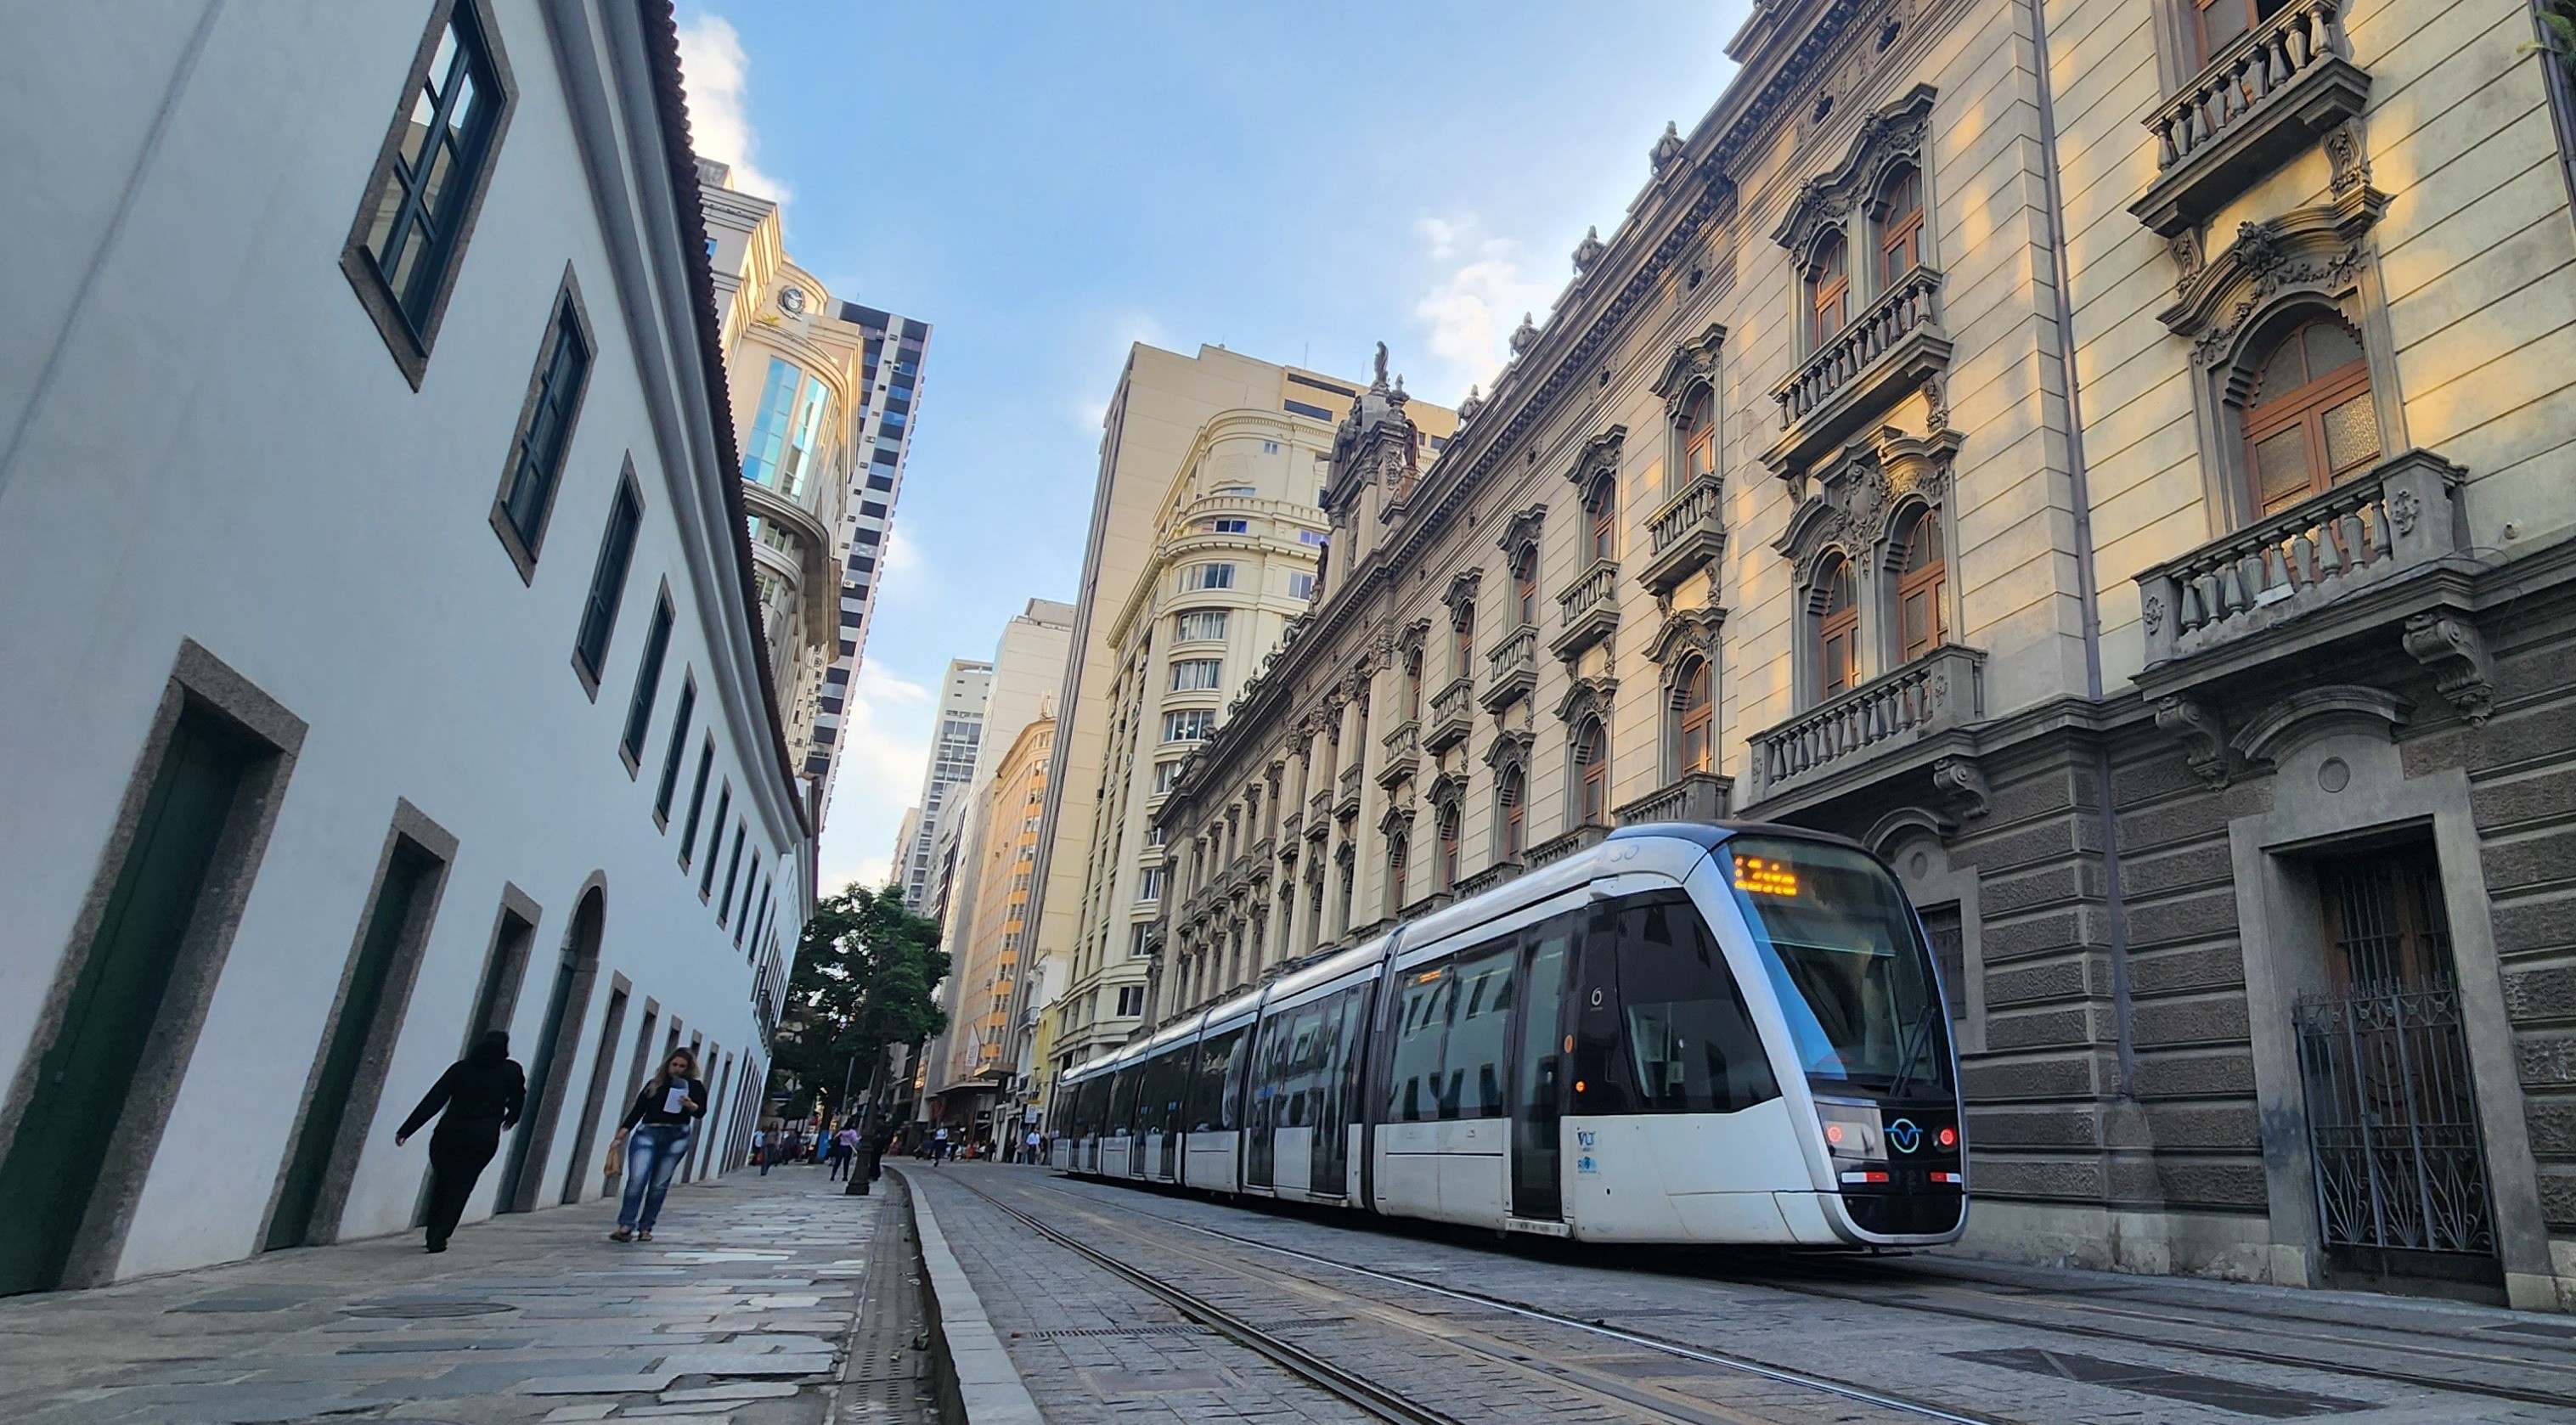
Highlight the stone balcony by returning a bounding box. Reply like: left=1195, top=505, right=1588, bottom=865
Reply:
left=1550, top=560, right=1621, bottom=660
left=1307, top=786, right=1333, bottom=825
left=1748, top=645, right=1986, bottom=802
left=1276, top=814, right=1301, bottom=853
left=1638, top=471, right=1727, bottom=596
left=2138, top=452, right=2466, bottom=669
left=1453, top=861, right=1523, bottom=898
left=1481, top=624, right=1539, bottom=712
left=1764, top=266, right=1950, bottom=479
left=1336, top=764, right=1363, bottom=820
left=1377, top=718, right=1420, bottom=790
left=1613, top=770, right=1733, bottom=826
left=2131, top=0, right=2368, bottom=237
left=1526, top=825, right=1609, bottom=868
left=1425, top=676, right=1474, bottom=754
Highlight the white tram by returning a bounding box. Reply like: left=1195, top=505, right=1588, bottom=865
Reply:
left=1048, top=823, right=1967, bottom=1248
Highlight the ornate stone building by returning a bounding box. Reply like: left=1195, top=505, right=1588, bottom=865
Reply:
left=1152, top=0, right=2576, bottom=1306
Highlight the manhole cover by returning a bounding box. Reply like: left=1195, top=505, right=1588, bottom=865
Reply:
left=342, top=1300, right=516, bottom=1319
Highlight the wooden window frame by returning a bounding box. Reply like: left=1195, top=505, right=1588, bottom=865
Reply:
left=1454, top=603, right=1476, bottom=682
left=1877, top=166, right=1925, bottom=291
left=1575, top=718, right=1609, bottom=826
left=1892, top=509, right=1948, bottom=664
left=2241, top=318, right=2378, bottom=515
left=1438, top=803, right=1462, bottom=891
left=1816, top=556, right=1860, bottom=700
left=1674, top=658, right=1714, bottom=775
left=1513, top=548, right=1539, bottom=627
left=1498, top=767, right=1526, bottom=860
left=1586, top=482, right=1616, bottom=564
left=1807, top=232, right=1850, bottom=350
left=1682, top=389, right=1717, bottom=482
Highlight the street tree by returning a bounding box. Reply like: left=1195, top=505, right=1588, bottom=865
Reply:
left=767, top=882, right=947, bottom=1129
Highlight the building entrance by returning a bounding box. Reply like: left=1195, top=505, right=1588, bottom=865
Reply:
left=2291, top=846, right=2499, bottom=1291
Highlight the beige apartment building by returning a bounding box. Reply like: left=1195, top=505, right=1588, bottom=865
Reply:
left=1029, top=346, right=1451, bottom=1101
left=1153, top=0, right=2576, bottom=1307
left=932, top=715, right=1054, bottom=1142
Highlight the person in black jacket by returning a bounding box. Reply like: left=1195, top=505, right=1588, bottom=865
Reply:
left=395, top=1031, right=526, bottom=1253
left=608, top=1046, right=705, bottom=1242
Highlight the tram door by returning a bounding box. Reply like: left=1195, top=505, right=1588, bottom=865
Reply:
left=1313, top=988, right=1367, bottom=1197
left=1510, top=923, right=1575, bottom=1220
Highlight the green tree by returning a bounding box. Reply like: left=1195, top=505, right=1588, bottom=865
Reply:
left=766, top=882, right=947, bottom=1127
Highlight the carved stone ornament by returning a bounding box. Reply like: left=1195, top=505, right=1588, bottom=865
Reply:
left=1651, top=120, right=1686, bottom=175
left=1770, top=85, right=1937, bottom=259
left=1567, top=425, right=1626, bottom=491
left=1645, top=604, right=1727, bottom=670
left=1481, top=727, right=1535, bottom=772
left=1456, top=384, right=1485, bottom=425
left=1509, top=312, right=1541, bottom=357
left=2167, top=229, right=2203, bottom=296
left=2152, top=694, right=2230, bottom=787
left=2400, top=611, right=2494, bottom=726
left=1442, top=568, right=1483, bottom=623
left=1929, top=756, right=1991, bottom=820
left=1651, top=322, right=1728, bottom=418
left=1573, top=225, right=1606, bottom=273
left=2142, top=594, right=2165, bottom=634
left=1498, top=503, right=1547, bottom=558
left=2324, top=120, right=2372, bottom=199
left=1553, top=674, right=1618, bottom=726
left=2161, top=205, right=2377, bottom=366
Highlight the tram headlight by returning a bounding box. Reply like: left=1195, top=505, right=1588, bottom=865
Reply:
left=1813, top=1101, right=1878, bottom=1159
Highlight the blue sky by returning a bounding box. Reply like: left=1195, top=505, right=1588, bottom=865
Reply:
left=673, top=3, right=1750, bottom=893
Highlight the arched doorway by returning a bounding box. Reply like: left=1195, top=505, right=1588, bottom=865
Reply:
left=494, top=880, right=603, bottom=1214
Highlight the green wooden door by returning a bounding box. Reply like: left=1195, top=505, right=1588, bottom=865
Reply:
left=0, top=712, right=255, bottom=1295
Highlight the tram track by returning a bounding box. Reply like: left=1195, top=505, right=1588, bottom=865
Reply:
left=1007, top=1169, right=2576, bottom=1417
left=934, top=1167, right=2015, bottom=1425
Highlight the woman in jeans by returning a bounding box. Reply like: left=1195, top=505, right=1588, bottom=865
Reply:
left=608, top=1047, right=705, bottom=1242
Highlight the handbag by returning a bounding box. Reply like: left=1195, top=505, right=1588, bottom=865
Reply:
left=603, top=1140, right=624, bottom=1181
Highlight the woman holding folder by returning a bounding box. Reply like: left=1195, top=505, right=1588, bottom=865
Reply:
left=607, top=1046, right=705, bottom=1242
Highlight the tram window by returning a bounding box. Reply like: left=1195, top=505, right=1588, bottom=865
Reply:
left=1190, top=1028, right=1247, bottom=1130
left=1727, top=836, right=1953, bottom=1096
left=1387, top=968, right=1455, bottom=1123
left=1613, top=898, right=1778, bottom=1114
left=1108, top=1066, right=1139, bottom=1132
left=1320, top=987, right=1367, bottom=1140
left=1148, top=1049, right=1192, bottom=1134
left=1282, top=1004, right=1324, bottom=1128
left=1442, top=948, right=1516, bottom=1119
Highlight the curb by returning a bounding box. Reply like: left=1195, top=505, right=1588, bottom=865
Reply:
left=897, top=1167, right=1044, bottom=1424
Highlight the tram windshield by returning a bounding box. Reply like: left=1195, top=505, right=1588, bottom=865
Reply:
left=1724, top=836, right=1953, bottom=1098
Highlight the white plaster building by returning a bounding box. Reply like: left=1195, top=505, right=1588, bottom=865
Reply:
left=0, top=0, right=809, bottom=1293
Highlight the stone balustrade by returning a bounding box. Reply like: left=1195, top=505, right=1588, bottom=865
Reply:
left=1751, top=645, right=1985, bottom=795
left=1773, top=266, right=1943, bottom=430
left=2150, top=0, right=2348, bottom=173
left=2137, top=451, right=2466, bottom=666
left=1640, top=471, right=1727, bottom=595
left=1613, top=770, right=1733, bottom=826
left=1426, top=676, right=1475, bottom=753
left=1552, top=560, right=1621, bottom=658
left=1483, top=624, right=1539, bottom=710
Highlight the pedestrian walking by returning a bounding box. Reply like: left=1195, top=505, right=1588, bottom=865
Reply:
left=607, top=1047, right=705, bottom=1243
left=393, top=1031, right=526, bottom=1253
left=753, top=1127, right=771, bottom=1175
left=826, top=1126, right=854, bottom=1181
left=932, top=1125, right=950, bottom=1162
left=1024, top=1127, right=1041, bottom=1164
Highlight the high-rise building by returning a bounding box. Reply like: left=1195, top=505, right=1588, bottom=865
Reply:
left=1028, top=344, right=1447, bottom=1089
left=917, top=600, right=1074, bottom=1128
left=888, top=806, right=923, bottom=891
left=928, top=713, right=1054, bottom=1146
left=0, top=0, right=806, bottom=1291
left=702, top=164, right=930, bottom=825
left=898, top=660, right=993, bottom=913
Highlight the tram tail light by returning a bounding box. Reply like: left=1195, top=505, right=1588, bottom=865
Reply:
left=1936, top=1126, right=1958, bottom=1149
left=1839, top=1170, right=1891, bottom=1186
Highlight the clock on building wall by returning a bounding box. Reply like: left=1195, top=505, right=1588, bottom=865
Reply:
left=778, top=285, right=807, bottom=314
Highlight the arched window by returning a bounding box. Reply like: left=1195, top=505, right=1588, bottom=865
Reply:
left=2196, top=0, right=2291, bottom=62
left=1575, top=717, right=1609, bottom=825
left=1497, top=764, right=1526, bottom=859
left=1437, top=801, right=1462, bottom=890
left=2243, top=316, right=2379, bottom=516
left=1586, top=480, right=1616, bottom=563
left=1513, top=547, right=1539, bottom=627
left=1877, top=165, right=1924, bottom=290
left=1403, top=648, right=1423, bottom=721
left=1808, top=232, right=1849, bottom=346
left=1817, top=555, right=1859, bottom=698
left=1681, top=389, right=1717, bottom=484
left=1893, top=508, right=1948, bottom=663
left=1454, top=603, right=1475, bottom=681
left=1386, top=831, right=1409, bottom=918
left=1671, top=657, right=1714, bottom=775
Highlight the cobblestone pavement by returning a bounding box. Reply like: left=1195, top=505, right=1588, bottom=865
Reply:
left=0, top=1163, right=919, bottom=1425
left=926, top=1163, right=2576, bottom=1425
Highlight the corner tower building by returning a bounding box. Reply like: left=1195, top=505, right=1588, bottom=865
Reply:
left=702, top=162, right=929, bottom=825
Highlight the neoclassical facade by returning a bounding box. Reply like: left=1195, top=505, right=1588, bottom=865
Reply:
left=1153, top=0, right=2576, bottom=1306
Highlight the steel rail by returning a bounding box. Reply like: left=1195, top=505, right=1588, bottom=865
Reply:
left=926, top=1169, right=1463, bottom=1425
left=973, top=1170, right=2011, bottom=1425
left=1038, top=1171, right=2576, bottom=1414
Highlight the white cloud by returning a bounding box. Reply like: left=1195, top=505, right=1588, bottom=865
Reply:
left=1410, top=214, right=1556, bottom=400
left=674, top=14, right=790, bottom=202
left=812, top=665, right=933, bottom=894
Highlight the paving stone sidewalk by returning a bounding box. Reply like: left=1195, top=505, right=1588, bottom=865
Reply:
left=0, top=1163, right=895, bottom=1425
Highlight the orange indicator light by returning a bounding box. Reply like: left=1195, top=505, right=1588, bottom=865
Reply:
left=1823, top=1124, right=1845, bottom=1144
left=1732, top=854, right=1801, bottom=897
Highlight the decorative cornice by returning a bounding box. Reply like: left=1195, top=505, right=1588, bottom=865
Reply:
left=1499, top=503, right=1548, bottom=557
